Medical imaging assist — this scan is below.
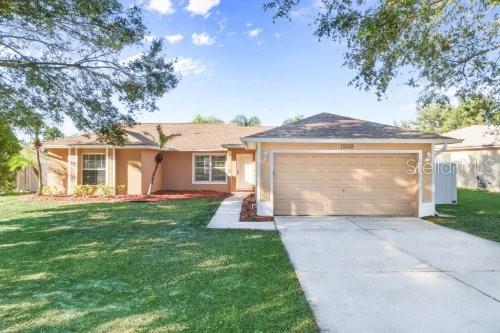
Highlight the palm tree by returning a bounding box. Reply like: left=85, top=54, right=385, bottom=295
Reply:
left=146, top=125, right=180, bottom=195
left=9, top=137, right=43, bottom=195
left=232, top=114, right=261, bottom=126
left=32, top=133, right=43, bottom=195
left=8, top=147, right=39, bottom=193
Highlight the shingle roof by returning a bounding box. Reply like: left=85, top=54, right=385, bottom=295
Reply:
left=443, top=125, right=500, bottom=149
left=45, top=123, right=273, bottom=151
left=244, top=113, right=458, bottom=142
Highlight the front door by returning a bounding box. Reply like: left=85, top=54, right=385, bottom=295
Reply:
left=236, top=154, right=255, bottom=191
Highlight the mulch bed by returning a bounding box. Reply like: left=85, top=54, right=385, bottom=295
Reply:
left=240, top=194, right=274, bottom=222
left=20, top=190, right=231, bottom=203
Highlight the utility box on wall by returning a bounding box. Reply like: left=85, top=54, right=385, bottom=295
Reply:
left=434, top=163, right=457, bottom=204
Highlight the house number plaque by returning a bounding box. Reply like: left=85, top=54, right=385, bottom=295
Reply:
left=340, top=144, right=354, bottom=150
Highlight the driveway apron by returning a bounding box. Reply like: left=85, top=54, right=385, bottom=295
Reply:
left=276, top=216, right=500, bottom=333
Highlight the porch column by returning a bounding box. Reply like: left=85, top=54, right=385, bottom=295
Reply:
left=67, top=147, right=76, bottom=194
left=106, top=147, right=116, bottom=188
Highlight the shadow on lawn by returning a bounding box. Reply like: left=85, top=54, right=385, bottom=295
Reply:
left=0, top=199, right=315, bottom=332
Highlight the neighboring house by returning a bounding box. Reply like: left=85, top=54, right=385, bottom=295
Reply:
left=439, top=125, right=499, bottom=192
left=44, top=113, right=459, bottom=217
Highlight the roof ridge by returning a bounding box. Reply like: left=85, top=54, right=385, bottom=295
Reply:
left=295, top=113, right=424, bottom=133
left=134, top=122, right=238, bottom=125
left=243, top=112, right=457, bottom=141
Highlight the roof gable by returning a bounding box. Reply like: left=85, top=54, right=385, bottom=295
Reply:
left=444, top=125, right=499, bottom=149
left=244, top=113, right=457, bottom=142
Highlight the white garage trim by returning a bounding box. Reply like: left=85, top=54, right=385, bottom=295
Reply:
left=426, top=143, right=436, bottom=216
left=258, top=149, right=430, bottom=217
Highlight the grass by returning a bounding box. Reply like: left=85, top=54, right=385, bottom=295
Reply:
left=0, top=195, right=316, bottom=332
left=427, top=188, right=500, bottom=242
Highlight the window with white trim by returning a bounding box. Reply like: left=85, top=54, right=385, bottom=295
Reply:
left=193, top=154, right=227, bottom=183
left=82, top=154, right=106, bottom=185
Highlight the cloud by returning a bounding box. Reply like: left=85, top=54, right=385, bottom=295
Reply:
left=217, top=16, right=228, bottom=33
left=192, top=32, right=216, bottom=46
left=185, top=0, right=220, bottom=17
left=0, top=46, right=17, bottom=57
left=165, top=34, right=184, bottom=44
left=120, top=53, right=144, bottom=65
left=173, top=57, right=208, bottom=76
left=274, top=32, right=281, bottom=39
left=247, top=28, right=263, bottom=38
left=143, top=34, right=155, bottom=43
left=147, top=0, right=175, bottom=15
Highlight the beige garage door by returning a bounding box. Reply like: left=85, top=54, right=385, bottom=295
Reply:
left=274, top=153, right=418, bottom=216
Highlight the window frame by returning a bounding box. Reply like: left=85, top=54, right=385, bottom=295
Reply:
left=192, top=153, right=228, bottom=184
left=81, top=153, right=107, bottom=185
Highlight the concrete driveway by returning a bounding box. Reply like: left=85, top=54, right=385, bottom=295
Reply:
left=276, top=216, right=500, bottom=332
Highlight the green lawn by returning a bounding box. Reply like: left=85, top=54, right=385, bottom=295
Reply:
left=0, top=195, right=316, bottom=332
left=428, top=188, right=500, bottom=242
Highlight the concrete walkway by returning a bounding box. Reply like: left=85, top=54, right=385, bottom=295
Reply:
left=207, top=193, right=275, bottom=230
left=276, top=216, right=500, bottom=332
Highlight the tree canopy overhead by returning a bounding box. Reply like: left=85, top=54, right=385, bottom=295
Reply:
left=0, top=0, right=179, bottom=144
left=265, top=0, right=499, bottom=107
left=399, top=95, right=499, bottom=134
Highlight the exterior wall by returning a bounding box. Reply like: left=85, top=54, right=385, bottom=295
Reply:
left=441, top=148, right=499, bottom=192
left=46, top=147, right=236, bottom=195
left=46, top=148, right=68, bottom=194
left=141, top=150, right=163, bottom=194
left=257, top=142, right=433, bottom=216
left=116, top=149, right=143, bottom=195
left=162, top=151, right=231, bottom=192
left=229, top=149, right=256, bottom=192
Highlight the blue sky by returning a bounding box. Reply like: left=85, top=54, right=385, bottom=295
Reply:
left=63, top=0, right=421, bottom=134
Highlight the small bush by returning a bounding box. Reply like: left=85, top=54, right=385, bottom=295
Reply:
left=96, top=184, right=114, bottom=196
left=41, top=186, right=53, bottom=196
left=116, top=185, right=127, bottom=195
left=73, top=184, right=96, bottom=196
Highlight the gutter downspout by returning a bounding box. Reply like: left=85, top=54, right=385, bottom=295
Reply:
left=434, top=142, right=448, bottom=159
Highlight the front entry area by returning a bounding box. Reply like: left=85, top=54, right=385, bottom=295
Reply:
left=273, top=153, right=418, bottom=216
left=236, top=153, right=255, bottom=191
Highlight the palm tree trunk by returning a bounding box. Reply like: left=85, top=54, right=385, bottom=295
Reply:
left=35, top=147, right=43, bottom=195
left=147, top=162, right=160, bottom=195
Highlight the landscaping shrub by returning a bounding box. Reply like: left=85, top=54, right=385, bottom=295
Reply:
left=116, top=185, right=127, bottom=195
left=73, top=184, right=96, bottom=196
left=96, top=184, right=114, bottom=196
left=40, top=186, right=53, bottom=196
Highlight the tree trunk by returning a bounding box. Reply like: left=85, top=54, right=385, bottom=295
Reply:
left=147, top=162, right=160, bottom=196
left=35, top=147, right=43, bottom=195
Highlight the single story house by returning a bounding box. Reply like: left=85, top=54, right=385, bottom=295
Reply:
left=438, top=125, right=499, bottom=192
left=44, top=113, right=460, bottom=217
